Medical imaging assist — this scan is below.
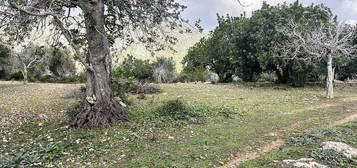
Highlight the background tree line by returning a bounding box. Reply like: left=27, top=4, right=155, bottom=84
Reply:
left=182, top=1, right=357, bottom=86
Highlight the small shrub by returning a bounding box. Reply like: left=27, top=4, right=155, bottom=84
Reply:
left=128, top=82, right=162, bottom=95
left=289, top=135, right=317, bottom=146
left=258, top=72, right=277, bottom=82
left=121, top=55, right=154, bottom=82
left=310, top=148, right=356, bottom=166
left=7, top=71, right=23, bottom=80
left=79, top=86, right=86, bottom=93
left=180, top=68, right=210, bottom=82
left=155, top=99, right=198, bottom=120
left=176, top=73, right=193, bottom=83
left=0, top=152, right=40, bottom=168
left=75, top=71, right=86, bottom=83
left=113, top=66, right=135, bottom=102
left=66, top=101, right=84, bottom=120
left=39, top=74, right=57, bottom=83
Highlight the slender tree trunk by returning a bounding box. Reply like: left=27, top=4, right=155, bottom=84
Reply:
left=326, top=56, right=334, bottom=99
left=71, top=0, right=130, bottom=129
left=22, top=65, right=28, bottom=85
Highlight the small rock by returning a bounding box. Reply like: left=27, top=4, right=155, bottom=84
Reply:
left=283, top=158, right=328, bottom=168
left=119, top=101, right=127, bottom=108
left=322, top=141, right=357, bottom=159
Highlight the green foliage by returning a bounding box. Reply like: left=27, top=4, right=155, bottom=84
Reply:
left=112, top=66, right=135, bottom=102
left=48, top=47, right=76, bottom=79
left=121, top=55, right=154, bottom=82
left=0, top=44, right=11, bottom=79
left=0, top=152, right=40, bottom=168
left=155, top=99, right=198, bottom=120
left=7, top=71, right=23, bottom=80
left=66, top=101, right=84, bottom=120
left=289, top=128, right=340, bottom=146
left=183, top=0, right=334, bottom=84
left=180, top=68, right=210, bottom=82
left=310, top=149, right=356, bottom=166
left=154, top=99, right=237, bottom=122
left=75, top=72, right=86, bottom=83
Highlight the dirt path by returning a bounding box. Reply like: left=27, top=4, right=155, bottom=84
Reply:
left=218, top=98, right=357, bottom=168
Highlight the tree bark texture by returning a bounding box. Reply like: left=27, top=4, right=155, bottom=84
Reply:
left=22, top=65, right=28, bottom=85
left=70, top=0, right=130, bottom=129
left=326, top=56, right=334, bottom=99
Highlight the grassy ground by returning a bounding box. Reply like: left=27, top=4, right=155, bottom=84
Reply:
left=1, top=81, right=357, bottom=167
left=238, top=120, right=357, bottom=168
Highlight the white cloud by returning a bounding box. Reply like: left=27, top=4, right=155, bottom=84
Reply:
left=341, top=0, right=357, bottom=15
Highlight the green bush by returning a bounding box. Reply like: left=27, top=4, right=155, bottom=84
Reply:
left=310, top=148, right=356, bottom=166
left=155, top=99, right=200, bottom=120
left=75, top=72, right=86, bottom=83
left=258, top=72, right=277, bottom=82
left=113, top=66, right=135, bottom=103
left=121, top=55, right=154, bottom=82
left=7, top=71, right=23, bottom=80
left=176, top=73, right=193, bottom=83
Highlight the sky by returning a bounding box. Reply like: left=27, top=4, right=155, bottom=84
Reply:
left=177, top=0, right=357, bottom=32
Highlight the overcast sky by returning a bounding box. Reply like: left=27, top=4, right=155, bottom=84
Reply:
left=177, top=0, right=357, bottom=32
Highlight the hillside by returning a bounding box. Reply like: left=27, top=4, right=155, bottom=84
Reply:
left=113, top=29, right=206, bottom=72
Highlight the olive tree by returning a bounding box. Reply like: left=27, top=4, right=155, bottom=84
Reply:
left=279, top=20, right=356, bottom=98
left=0, top=0, right=186, bottom=129
left=12, top=45, right=47, bottom=85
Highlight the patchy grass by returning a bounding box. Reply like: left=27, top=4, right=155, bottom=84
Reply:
left=1, top=82, right=357, bottom=167
left=238, top=120, right=357, bottom=168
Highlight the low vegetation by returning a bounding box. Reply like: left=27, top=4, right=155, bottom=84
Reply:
left=239, top=121, right=357, bottom=168
left=1, top=81, right=357, bottom=167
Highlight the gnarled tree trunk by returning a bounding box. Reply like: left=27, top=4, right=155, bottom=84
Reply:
left=70, top=1, right=130, bottom=129
left=326, top=55, right=334, bottom=99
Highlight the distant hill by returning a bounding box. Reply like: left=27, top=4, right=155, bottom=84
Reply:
left=2, top=24, right=206, bottom=73
left=113, top=29, right=206, bottom=72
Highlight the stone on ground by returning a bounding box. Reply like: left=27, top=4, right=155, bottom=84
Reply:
left=322, top=141, right=357, bottom=159
left=283, top=158, right=328, bottom=168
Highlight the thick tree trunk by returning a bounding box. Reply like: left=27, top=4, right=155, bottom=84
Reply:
left=326, top=56, right=334, bottom=99
left=70, top=1, right=130, bottom=129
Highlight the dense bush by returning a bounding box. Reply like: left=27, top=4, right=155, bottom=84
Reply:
left=120, top=55, right=154, bottom=82
left=112, top=66, right=135, bottom=102
left=154, top=99, right=203, bottom=120
left=7, top=71, right=23, bottom=80
left=48, top=48, right=76, bottom=79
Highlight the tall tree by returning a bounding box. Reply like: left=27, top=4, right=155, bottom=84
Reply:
left=0, top=0, right=186, bottom=129
left=279, top=20, right=356, bottom=98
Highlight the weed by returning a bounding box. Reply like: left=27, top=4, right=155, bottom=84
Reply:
left=0, top=152, right=40, bottom=168
left=310, top=148, right=356, bottom=167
